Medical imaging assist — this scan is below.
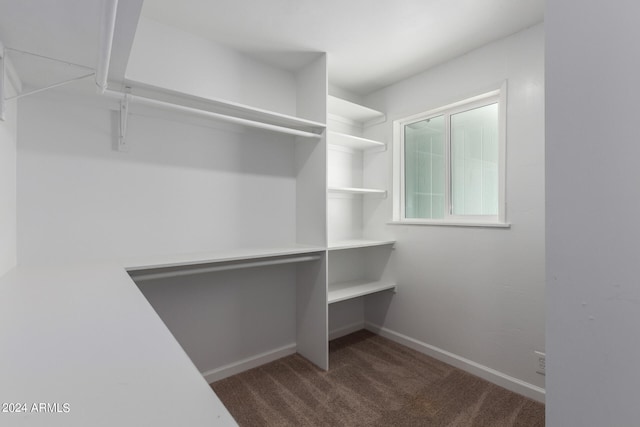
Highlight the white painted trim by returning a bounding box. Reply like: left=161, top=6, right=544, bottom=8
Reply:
left=329, top=321, right=365, bottom=340
left=388, top=220, right=511, bottom=228
left=202, top=343, right=297, bottom=384
left=497, top=80, right=508, bottom=224
left=365, top=322, right=545, bottom=403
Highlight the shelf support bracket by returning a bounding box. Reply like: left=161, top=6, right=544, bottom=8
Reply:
left=0, top=46, right=95, bottom=120
left=118, top=92, right=130, bottom=152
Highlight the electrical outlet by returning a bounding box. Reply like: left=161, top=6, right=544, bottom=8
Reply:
left=534, top=351, right=545, bottom=375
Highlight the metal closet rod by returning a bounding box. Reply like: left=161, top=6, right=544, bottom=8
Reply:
left=104, top=89, right=323, bottom=139
left=129, top=254, right=322, bottom=282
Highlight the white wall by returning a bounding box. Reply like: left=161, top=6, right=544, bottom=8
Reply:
left=17, top=91, right=297, bottom=265
left=137, top=265, right=297, bottom=376
left=362, top=24, right=545, bottom=398
left=126, top=17, right=298, bottom=116
left=546, top=1, right=640, bottom=425
left=0, top=90, right=17, bottom=277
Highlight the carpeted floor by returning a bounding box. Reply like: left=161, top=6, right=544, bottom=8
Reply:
left=211, top=330, right=545, bottom=426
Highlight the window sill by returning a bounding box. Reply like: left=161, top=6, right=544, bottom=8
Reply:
left=388, top=220, right=511, bottom=229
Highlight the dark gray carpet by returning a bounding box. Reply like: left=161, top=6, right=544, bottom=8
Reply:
left=211, top=330, right=544, bottom=426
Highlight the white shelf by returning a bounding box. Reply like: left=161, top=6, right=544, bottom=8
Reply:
left=328, top=239, right=396, bottom=251
left=328, top=187, right=386, bottom=196
left=123, top=244, right=325, bottom=273
left=328, top=280, right=397, bottom=304
left=328, top=131, right=385, bottom=151
left=328, top=95, right=385, bottom=125
left=112, top=83, right=327, bottom=139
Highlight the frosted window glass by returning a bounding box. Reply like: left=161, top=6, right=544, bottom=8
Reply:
left=451, top=103, right=498, bottom=215
left=404, top=115, right=445, bottom=219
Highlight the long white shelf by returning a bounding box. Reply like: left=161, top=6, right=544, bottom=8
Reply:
left=328, top=95, right=386, bottom=125
left=107, top=83, right=327, bottom=139
left=328, top=239, right=396, bottom=251
left=328, top=131, right=385, bottom=151
left=124, top=245, right=326, bottom=274
left=328, top=187, right=387, bottom=196
left=328, top=280, right=397, bottom=304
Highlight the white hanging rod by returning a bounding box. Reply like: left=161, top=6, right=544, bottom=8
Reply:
left=96, top=0, right=118, bottom=93
left=129, top=254, right=322, bottom=282
left=104, top=89, right=323, bottom=139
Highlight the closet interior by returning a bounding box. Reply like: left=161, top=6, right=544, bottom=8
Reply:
left=0, top=11, right=398, bottom=379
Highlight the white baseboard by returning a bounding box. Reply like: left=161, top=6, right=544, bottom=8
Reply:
left=365, top=322, right=545, bottom=403
left=202, top=343, right=297, bottom=384
left=329, top=321, right=365, bottom=340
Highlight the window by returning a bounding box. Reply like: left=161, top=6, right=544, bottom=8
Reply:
left=393, top=84, right=507, bottom=226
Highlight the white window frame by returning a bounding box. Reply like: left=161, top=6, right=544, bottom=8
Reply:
left=392, top=82, right=509, bottom=227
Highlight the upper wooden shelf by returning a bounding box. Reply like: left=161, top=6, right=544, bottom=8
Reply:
left=328, top=95, right=386, bottom=126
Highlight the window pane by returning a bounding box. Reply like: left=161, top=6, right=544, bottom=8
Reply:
left=451, top=103, right=498, bottom=216
left=404, top=115, right=445, bottom=219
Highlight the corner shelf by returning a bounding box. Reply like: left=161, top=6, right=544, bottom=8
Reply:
left=327, top=95, right=386, bottom=126
left=328, top=131, right=385, bottom=151
left=328, top=239, right=396, bottom=251
left=328, top=187, right=386, bottom=196
left=328, top=280, right=397, bottom=304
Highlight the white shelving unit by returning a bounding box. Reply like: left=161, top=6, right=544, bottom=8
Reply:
left=328, top=280, right=397, bottom=304
left=119, top=50, right=332, bottom=372
left=326, top=96, right=396, bottom=352
left=9, top=31, right=398, bottom=380
left=327, top=96, right=391, bottom=244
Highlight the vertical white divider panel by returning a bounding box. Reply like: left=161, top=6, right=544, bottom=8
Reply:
left=294, top=54, right=328, bottom=369
left=295, top=53, right=327, bottom=247
left=296, top=254, right=328, bottom=370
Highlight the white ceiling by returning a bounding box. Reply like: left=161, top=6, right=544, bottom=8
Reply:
left=142, top=0, right=544, bottom=95
left=0, top=0, right=103, bottom=67
left=0, top=0, right=543, bottom=96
